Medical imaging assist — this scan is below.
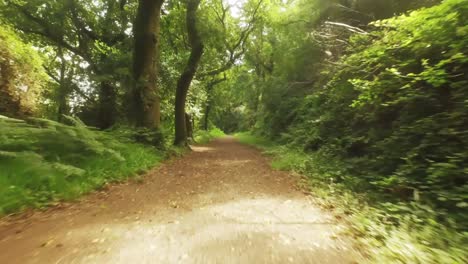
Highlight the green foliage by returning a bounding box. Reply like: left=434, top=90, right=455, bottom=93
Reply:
left=0, top=25, right=48, bottom=117
left=285, top=0, right=468, bottom=209
left=237, top=2, right=468, bottom=261
left=0, top=0, right=137, bottom=126
left=111, top=126, right=166, bottom=148
left=234, top=132, right=273, bottom=149
left=0, top=116, right=164, bottom=215
left=232, top=0, right=468, bottom=221
left=194, top=127, right=225, bottom=144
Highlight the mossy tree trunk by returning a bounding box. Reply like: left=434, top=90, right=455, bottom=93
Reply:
left=132, top=0, right=164, bottom=128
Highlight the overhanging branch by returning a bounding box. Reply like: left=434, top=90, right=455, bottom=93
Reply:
left=324, top=21, right=368, bottom=34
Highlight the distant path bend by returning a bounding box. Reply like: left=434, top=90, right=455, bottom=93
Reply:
left=0, top=136, right=361, bottom=264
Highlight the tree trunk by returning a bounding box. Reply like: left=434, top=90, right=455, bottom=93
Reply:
left=57, top=87, right=69, bottom=122
left=203, top=83, right=215, bottom=131
left=57, top=47, right=69, bottom=122
left=202, top=77, right=226, bottom=131
left=132, top=0, right=164, bottom=128
left=97, top=81, right=117, bottom=129
left=174, top=0, right=204, bottom=146
left=185, top=112, right=194, bottom=140
left=203, top=103, right=211, bottom=131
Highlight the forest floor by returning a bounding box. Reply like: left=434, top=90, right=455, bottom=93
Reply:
left=0, top=137, right=363, bottom=264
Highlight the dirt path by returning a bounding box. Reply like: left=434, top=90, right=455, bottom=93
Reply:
left=0, top=137, right=361, bottom=264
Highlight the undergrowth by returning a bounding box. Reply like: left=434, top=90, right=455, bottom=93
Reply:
left=194, top=127, right=225, bottom=144
left=0, top=116, right=173, bottom=215
left=234, top=132, right=273, bottom=148
left=235, top=132, right=468, bottom=263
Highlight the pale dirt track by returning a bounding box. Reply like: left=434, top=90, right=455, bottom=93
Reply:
left=0, top=137, right=362, bottom=264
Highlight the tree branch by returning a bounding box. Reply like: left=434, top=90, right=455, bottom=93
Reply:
left=324, top=21, right=368, bottom=34
left=199, top=0, right=264, bottom=78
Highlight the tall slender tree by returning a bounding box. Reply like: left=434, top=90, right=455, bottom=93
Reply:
left=174, top=0, right=204, bottom=146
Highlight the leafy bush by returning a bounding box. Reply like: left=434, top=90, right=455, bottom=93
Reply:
left=281, top=0, right=468, bottom=214
left=0, top=116, right=164, bottom=215
left=234, top=132, right=274, bottom=148
left=111, top=126, right=166, bottom=148
left=0, top=25, right=48, bottom=117
left=194, top=127, right=225, bottom=144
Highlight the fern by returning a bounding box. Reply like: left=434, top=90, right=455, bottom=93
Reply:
left=0, top=116, right=162, bottom=214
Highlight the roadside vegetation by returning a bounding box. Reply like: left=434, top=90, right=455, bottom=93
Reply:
left=236, top=132, right=466, bottom=263
left=194, top=127, right=225, bottom=144
left=233, top=1, right=468, bottom=262
left=0, top=116, right=170, bottom=215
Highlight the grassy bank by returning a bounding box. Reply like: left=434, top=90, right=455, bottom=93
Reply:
left=235, top=132, right=467, bottom=263
left=0, top=116, right=176, bottom=215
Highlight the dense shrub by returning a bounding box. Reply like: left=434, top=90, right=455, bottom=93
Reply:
left=194, top=127, right=225, bottom=144
left=285, top=0, right=468, bottom=212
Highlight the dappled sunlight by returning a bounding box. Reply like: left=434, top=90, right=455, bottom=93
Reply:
left=191, top=146, right=217, bottom=153
left=205, top=197, right=334, bottom=225
left=213, top=159, right=253, bottom=166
